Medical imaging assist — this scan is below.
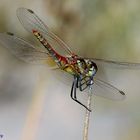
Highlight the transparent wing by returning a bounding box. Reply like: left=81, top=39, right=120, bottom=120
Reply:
left=90, top=58, right=140, bottom=69
left=16, top=7, right=73, bottom=56
left=0, top=32, right=57, bottom=66
left=93, top=78, right=126, bottom=100
left=51, top=68, right=73, bottom=86
left=51, top=68, right=125, bottom=100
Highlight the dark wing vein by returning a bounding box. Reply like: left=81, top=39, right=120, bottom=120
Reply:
left=91, top=58, right=140, bottom=69
left=16, top=7, right=73, bottom=56
left=93, top=78, right=126, bottom=100
left=0, top=32, right=56, bottom=66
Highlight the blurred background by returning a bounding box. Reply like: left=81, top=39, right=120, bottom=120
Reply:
left=0, top=0, right=140, bottom=140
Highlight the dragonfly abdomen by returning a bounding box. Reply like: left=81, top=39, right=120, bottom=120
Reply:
left=32, top=30, right=68, bottom=67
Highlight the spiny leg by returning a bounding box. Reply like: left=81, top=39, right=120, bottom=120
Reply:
left=71, top=76, right=77, bottom=101
left=79, top=76, right=90, bottom=91
left=76, top=76, right=79, bottom=88
left=70, top=76, right=91, bottom=112
left=79, top=76, right=94, bottom=91
left=73, top=86, right=91, bottom=112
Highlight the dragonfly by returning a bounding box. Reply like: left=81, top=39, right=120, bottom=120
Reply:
left=0, top=8, right=140, bottom=111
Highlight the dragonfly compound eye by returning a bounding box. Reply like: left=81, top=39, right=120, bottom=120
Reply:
left=86, top=61, right=98, bottom=77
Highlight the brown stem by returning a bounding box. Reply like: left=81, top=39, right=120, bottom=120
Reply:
left=83, top=88, right=92, bottom=140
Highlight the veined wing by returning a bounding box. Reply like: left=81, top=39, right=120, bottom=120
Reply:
left=0, top=32, right=57, bottom=67
left=16, top=7, right=73, bottom=56
left=90, top=58, right=140, bottom=69
left=51, top=68, right=125, bottom=100
left=93, top=78, right=126, bottom=100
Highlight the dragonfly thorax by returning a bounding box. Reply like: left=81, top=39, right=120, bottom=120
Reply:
left=76, top=59, right=98, bottom=77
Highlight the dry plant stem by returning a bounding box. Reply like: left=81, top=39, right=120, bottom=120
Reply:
left=83, top=88, right=92, bottom=140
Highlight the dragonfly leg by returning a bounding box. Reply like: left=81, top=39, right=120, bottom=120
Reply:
left=76, top=76, right=79, bottom=88
left=79, top=76, right=94, bottom=91
left=71, top=76, right=77, bottom=99
left=70, top=76, right=91, bottom=112
left=79, top=76, right=90, bottom=91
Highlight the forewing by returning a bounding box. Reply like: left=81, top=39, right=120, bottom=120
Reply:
left=91, top=58, right=140, bottom=69
left=93, top=78, right=126, bottom=100
left=16, top=7, right=73, bottom=56
left=0, top=32, right=57, bottom=67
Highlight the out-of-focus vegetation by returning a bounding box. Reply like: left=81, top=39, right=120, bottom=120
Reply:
left=0, top=0, right=140, bottom=140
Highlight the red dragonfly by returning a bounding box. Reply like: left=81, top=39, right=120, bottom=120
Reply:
left=0, top=8, right=140, bottom=111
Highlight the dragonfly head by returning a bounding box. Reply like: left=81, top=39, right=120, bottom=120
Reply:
left=77, top=59, right=98, bottom=77
left=86, top=60, right=98, bottom=77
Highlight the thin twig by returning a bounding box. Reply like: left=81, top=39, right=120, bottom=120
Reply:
left=83, top=87, right=92, bottom=140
